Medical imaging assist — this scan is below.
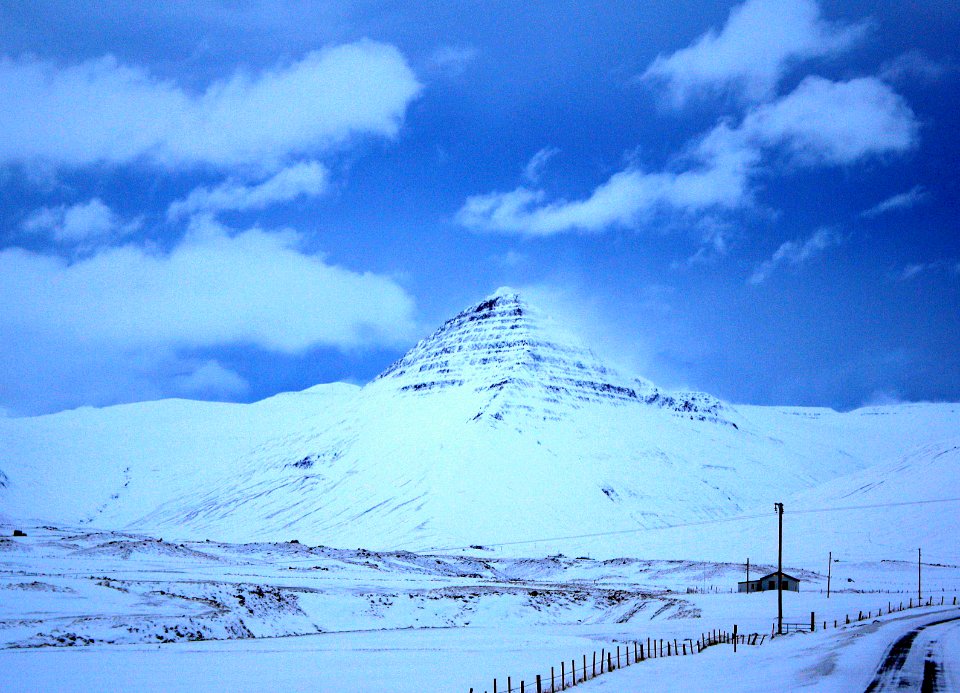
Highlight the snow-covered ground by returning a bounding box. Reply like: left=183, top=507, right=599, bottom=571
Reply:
left=3, top=524, right=959, bottom=691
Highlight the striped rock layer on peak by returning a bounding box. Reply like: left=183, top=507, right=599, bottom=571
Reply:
left=373, top=288, right=732, bottom=425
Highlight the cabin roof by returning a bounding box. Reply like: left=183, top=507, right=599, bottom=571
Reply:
left=737, top=570, right=801, bottom=585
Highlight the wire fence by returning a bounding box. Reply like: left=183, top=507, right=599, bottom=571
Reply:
left=468, top=627, right=762, bottom=693
left=470, top=594, right=960, bottom=693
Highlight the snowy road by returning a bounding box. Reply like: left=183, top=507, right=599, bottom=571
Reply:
left=864, top=612, right=960, bottom=692
left=577, top=607, right=960, bottom=692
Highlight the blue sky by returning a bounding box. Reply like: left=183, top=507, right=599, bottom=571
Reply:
left=1, top=0, right=957, bottom=415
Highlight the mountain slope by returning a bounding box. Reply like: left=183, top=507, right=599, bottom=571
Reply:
left=2, top=289, right=959, bottom=560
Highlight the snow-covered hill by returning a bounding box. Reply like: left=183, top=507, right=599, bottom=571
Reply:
left=2, top=288, right=959, bottom=562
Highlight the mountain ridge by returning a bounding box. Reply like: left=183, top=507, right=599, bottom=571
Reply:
left=2, top=289, right=959, bottom=560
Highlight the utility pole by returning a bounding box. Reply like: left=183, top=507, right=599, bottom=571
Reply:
left=827, top=551, right=832, bottom=599
left=918, top=548, right=922, bottom=604
left=775, top=502, right=784, bottom=635
left=746, top=557, right=750, bottom=588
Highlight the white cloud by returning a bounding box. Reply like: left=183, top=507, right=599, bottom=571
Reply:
left=0, top=216, right=417, bottom=414
left=641, top=0, right=866, bottom=106
left=167, top=161, right=329, bottom=220
left=898, top=263, right=927, bottom=281
left=0, top=41, right=421, bottom=170
left=457, top=126, right=758, bottom=236
left=679, top=217, right=740, bottom=266
left=741, top=76, right=918, bottom=165
left=860, top=185, right=929, bottom=218
left=514, top=282, right=692, bottom=390
left=862, top=389, right=906, bottom=407
left=523, top=147, right=560, bottom=183
left=22, top=198, right=140, bottom=244
left=428, top=46, right=479, bottom=77
left=458, top=74, right=917, bottom=237
left=492, top=250, right=527, bottom=268
left=3, top=216, right=416, bottom=352
left=456, top=175, right=655, bottom=236
left=749, top=227, right=843, bottom=284
left=172, top=360, right=249, bottom=398
left=895, top=259, right=960, bottom=282
left=880, top=51, right=949, bottom=85
left=21, top=207, right=61, bottom=234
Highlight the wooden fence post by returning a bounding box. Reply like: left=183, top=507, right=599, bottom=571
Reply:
left=560, top=661, right=565, bottom=691
left=640, top=643, right=645, bottom=660
left=811, top=612, right=815, bottom=632
left=608, top=651, right=613, bottom=673
left=550, top=667, right=554, bottom=693
left=494, top=679, right=497, bottom=693
left=536, top=675, right=541, bottom=693
left=507, top=677, right=511, bottom=693
left=592, top=652, right=596, bottom=677
left=733, top=625, right=738, bottom=653
left=583, top=654, right=587, bottom=679
left=617, top=646, right=621, bottom=668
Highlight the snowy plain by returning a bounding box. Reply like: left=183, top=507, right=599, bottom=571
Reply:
left=3, top=523, right=959, bottom=691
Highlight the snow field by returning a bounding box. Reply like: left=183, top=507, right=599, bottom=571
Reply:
left=4, top=525, right=960, bottom=690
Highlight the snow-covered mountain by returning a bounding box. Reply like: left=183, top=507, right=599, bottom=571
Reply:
left=2, top=288, right=959, bottom=561
left=371, top=289, right=731, bottom=425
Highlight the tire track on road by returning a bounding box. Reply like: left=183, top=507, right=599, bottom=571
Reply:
left=864, top=612, right=960, bottom=692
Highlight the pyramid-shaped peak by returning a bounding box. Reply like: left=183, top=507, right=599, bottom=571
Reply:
left=372, top=288, right=642, bottom=414
left=371, top=288, right=733, bottom=425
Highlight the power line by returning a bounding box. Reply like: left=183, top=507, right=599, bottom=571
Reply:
left=420, top=496, right=960, bottom=554
left=788, top=497, right=960, bottom=515
left=423, top=512, right=774, bottom=553
left=22, top=496, right=960, bottom=563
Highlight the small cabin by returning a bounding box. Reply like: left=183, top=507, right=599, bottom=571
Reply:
left=738, top=570, right=800, bottom=593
